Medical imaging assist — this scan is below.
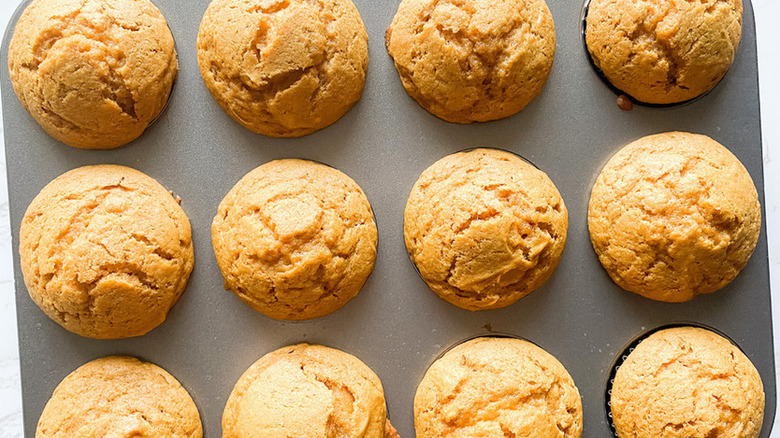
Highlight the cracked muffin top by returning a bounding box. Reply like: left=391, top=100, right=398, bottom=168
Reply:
left=586, top=0, right=743, bottom=104
left=19, top=165, right=194, bottom=339
left=7, top=0, right=177, bottom=149
left=197, top=0, right=368, bottom=137
left=211, top=159, right=377, bottom=320
left=611, top=327, right=764, bottom=438
left=36, top=356, right=202, bottom=438
left=415, top=337, right=582, bottom=438
left=404, top=149, right=567, bottom=311
left=223, top=343, right=398, bottom=438
left=385, top=0, right=555, bottom=124
left=588, top=132, right=760, bottom=302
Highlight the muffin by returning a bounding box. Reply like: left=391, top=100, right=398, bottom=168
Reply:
left=386, top=0, right=555, bottom=123
left=586, top=0, right=743, bottom=104
left=8, top=0, right=177, bottom=149
left=197, top=0, right=368, bottom=137
left=36, top=356, right=202, bottom=438
left=588, top=132, right=760, bottom=302
left=223, top=343, right=398, bottom=438
left=415, top=337, right=582, bottom=437
left=611, top=327, right=764, bottom=438
left=404, top=149, right=567, bottom=310
left=212, top=159, right=377, bottom=320
left=19, top=165, right=194, bottom=339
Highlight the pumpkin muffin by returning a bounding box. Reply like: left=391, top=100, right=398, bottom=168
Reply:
left=611, top=327, right=764, bottom=438
left=20, top=165, right=194, bottom=339
left=588, top=132, right=760, bottom=302
left=212, top=159, right=377, bottom=320
left=8, top=0, right=177, bottom=149
left=586, top=0, right=743, bottom=104
left=36, top=356, right=202, bottom=438
left=223, top=344, right=398, bottom=438
left=197, top=0, right=368, bottom=137
left=415, top=337, right=582, bottom=437
left=386, top=0, right=556, bottom=123
left=404, top=149, right=567, bottom=310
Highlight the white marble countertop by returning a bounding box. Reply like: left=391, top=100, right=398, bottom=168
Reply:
left=0, top=1, right=779, bottom=437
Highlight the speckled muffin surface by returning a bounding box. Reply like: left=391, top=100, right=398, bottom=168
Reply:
left=19, top=165, right=194, bottom=339
left=212, top=159, right=377, bottom=320
left=223, top=343, right=397, bottom=438
left=415, top=337, right=582, bottom=437
left=586, top=0, right=742, bottom=104
left=611, top=327, right=764, bottom=438
left=404, top=149, right=567, bottom=311
left=385, top=0, right=555, bottom=124
left=588, top=132, right=760, bottom=302
left=36, top=356, right=202, bottom=438
left=197, top=0, right=368, bottom=137
left=7, top=0, right=177, bottom=149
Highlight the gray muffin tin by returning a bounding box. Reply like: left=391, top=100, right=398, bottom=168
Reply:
left=1, top=0, right=774, bottom=436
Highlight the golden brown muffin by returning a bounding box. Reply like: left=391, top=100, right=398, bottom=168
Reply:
left=7, top=0, right=177, bottom=149
left=586, top=0, right=742, bottom=104
left=223, top=344, right=398, bottom=438
left=19, top=165, right=194, bottom=339
left=36, top=356, right=202, bottom=438
left=385, top=0, right=556, bottom=123
left=404, top=149, right=567, bottom=311
left=415, top=337, right=582, bottom=437
left=611, top=327, right=764, bottom=438
left=588, top=132, right=760, bottom=302
left=197, top=0, right=368, bottom=137
left=212, top=159, right=377, bottom=320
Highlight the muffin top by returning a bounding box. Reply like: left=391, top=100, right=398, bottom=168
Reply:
left=8, top=0, right=177, bottom=149
left=415, top=337, right=582, bottom=438
left=223, top=344, right=393, bottom=438
left=212, top=159, right=377, bottom=320
left=20, top=165, right=193, bottom=339
left=197, top=0, right=368, bottom=137
left=588, top=132, right=760, bottom=302
left=36, top=356, right=202, bottom=438
left=586, top=0, right=742, bottom=104
left=611, top=327, right=764, bottom=438
left=386, top=0, right=555, bottom=123
left=404, top=149, right=567, bottom=310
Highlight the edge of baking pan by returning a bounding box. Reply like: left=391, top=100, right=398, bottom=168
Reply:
left=0, top=0, right=35, bottom=435
left=749, top=0, right=778, bottom=430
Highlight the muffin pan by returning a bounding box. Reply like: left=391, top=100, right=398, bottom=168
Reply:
left=1, top=0, right=774, bottom=436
